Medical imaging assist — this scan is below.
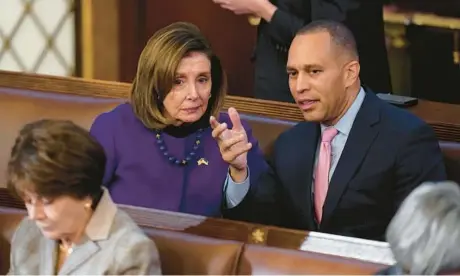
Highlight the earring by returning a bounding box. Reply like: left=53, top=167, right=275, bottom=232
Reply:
left=84, top=202, right=91, bottom=210
left=208, top=94, right=212, bottom=99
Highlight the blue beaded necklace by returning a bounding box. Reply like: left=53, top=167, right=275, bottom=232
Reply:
left=155, top=128, right=204, bottom=166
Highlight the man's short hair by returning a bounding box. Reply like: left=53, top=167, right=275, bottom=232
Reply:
left=297, top=20, right=359, bottom=60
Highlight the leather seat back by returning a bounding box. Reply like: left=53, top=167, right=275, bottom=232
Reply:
left=239, top=113, right=295, bottom=157
left=0, top=208, right=26, bottom=275
left=0, top=88, right=122, bottom=189
left=143, top=228, right=243, bottom=275
left=439, top=141, right=460, bottom=183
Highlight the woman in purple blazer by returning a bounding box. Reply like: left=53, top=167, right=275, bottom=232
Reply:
left=89, top=22, right=268, bottom=217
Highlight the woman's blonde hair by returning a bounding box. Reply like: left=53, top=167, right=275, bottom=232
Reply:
left=130, top=22, right=227, bottom=129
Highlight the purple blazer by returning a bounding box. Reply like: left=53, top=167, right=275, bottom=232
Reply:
left=89, top=103, right=268, bottom=217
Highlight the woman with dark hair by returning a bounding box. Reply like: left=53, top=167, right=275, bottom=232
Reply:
left=90, top=22, right=267, bottom=217
left=7, top=119, right=161, bottom=275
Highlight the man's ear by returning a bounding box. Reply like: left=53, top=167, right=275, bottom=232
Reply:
left=344, top=60, right=360, bottom=87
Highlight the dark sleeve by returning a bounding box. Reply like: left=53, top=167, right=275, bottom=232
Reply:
left=393, top=124, right=447, bottom=211
left=266, top=0, right=381, bottom=46
left=311, top=0, right=359, bottom=21
left=89, top=113, right=118, bottom=187
left=264, top=5, right=310, bottom=46
left=223, top=130, right=284, bottom=226
left=311, top=0, right=384, bottom=21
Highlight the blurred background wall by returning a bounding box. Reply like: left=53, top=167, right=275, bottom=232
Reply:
left=0, top=0, right=76, bottom=76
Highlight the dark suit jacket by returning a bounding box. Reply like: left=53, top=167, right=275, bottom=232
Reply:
left=254, top=0, right=391, bottom=102
left=227, top=91, right=446, bottom=241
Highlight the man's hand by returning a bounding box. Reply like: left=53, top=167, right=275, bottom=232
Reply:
left=212, top=0, right=276, bottom=20
left=210, top=107, right=251, bottom=182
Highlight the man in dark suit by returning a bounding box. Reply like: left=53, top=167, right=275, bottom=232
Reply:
left=213, top=20, right=446, bottom=241
left=212, top=0, right=392, bottom=102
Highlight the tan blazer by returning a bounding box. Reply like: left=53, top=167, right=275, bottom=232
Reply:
left=7, top=189, right=161, bottom=275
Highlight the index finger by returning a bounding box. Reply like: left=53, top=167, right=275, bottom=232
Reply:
left=228, top=107, right=244, bottom=131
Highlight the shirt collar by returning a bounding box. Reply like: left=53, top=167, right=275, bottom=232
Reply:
left=321, top=87, right=365, bottom=136
left=84, top=187, right=118, bottom=241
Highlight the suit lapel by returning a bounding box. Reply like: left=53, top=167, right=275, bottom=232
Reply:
left=321, top=92, right=381, bottom=225
left=58, top=239, right=100, bottom=275
left=291, top=123, right=320, bottom=229
left=39, top=237, right=57, bottom=275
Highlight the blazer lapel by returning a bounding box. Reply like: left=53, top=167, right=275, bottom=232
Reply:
left=291, top=123, right=320, bottom=229
left=58, top=239, right=100, bottom=275
left=321, top=92, right=381, bottom=225
left=39, top=237, right=57, bottom=275
left=58, top=189, right=117, bottom=275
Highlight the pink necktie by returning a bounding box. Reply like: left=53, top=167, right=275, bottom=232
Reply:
left=314, top=127, right=338, bottom=223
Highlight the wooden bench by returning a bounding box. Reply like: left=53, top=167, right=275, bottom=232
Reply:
left=0, top=207, right=387, bottom=274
